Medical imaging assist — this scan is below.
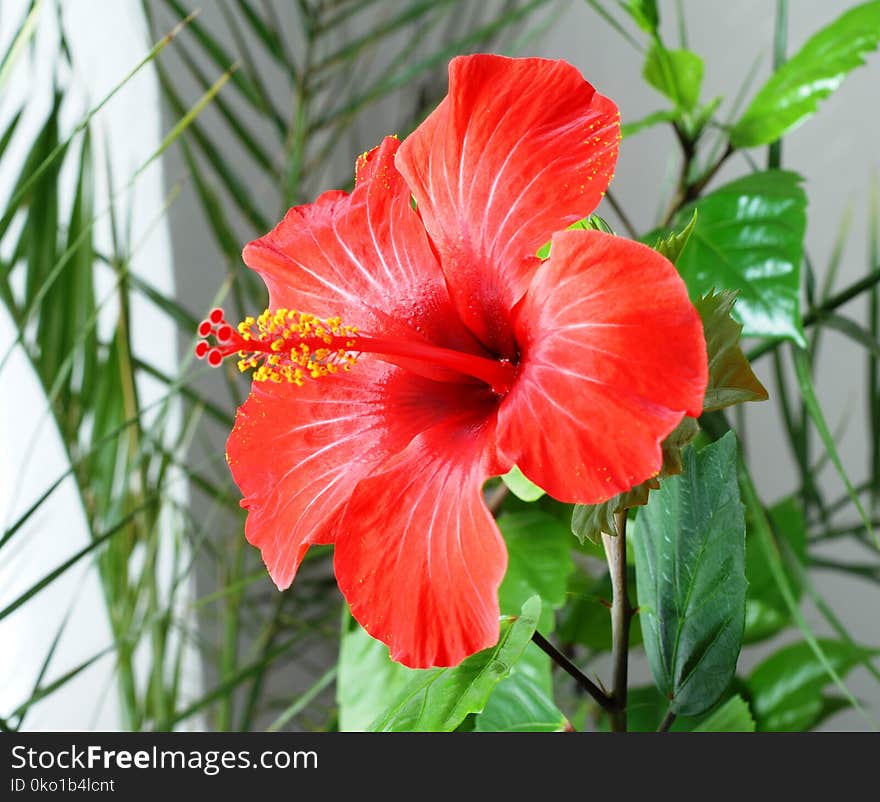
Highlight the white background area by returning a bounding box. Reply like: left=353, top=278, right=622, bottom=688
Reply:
left=0, top=0, right=183, bottom=729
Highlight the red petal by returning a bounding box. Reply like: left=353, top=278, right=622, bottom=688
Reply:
left=226, top=363, right=490, bottom=589
left=334, top=419, right=506, bottom=669
left=242, top=137, right=474, bottom=351
left=396, top=55, right=620, bottom=350
left=497, top=230, right=708, bottom=504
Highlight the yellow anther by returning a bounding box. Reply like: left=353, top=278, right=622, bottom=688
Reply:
left=233, top=307, right=360, bottom=386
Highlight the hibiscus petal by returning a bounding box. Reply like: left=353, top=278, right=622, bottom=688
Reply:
left=334, top=418, right=507, bottom=669
left=497, top=230, right=708, bottom=504
left=226, top=363, right=489, bottom=589
left=396, top=54, right=620, bottom=350
left=242, top=136, right=474, bottom=351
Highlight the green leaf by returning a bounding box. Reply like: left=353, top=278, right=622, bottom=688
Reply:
left=369, top=597, right=541, bottom=731
left=631, top=432, right=747, bottom=716
left=501, top=466, right=545, bottom=502
left=643, top=43, right=703, bottom=110
left=474, top=642, right=568, bottom=732
left=674, top=170, right=807, bottom=343
left=618, top=0, right=659, bottom=34
left=621, top=109, right=678, bottom=138
left=814, top=697, right=853, bottom=729
left=747, top=639, right=876, bottom=731
left=731, top=1, right=880, bottom=147
left=692, top=694, right=756, bottom=732
left=652, top=209, right=697, bottom=264
left=536, top=214, right=614, bottom=259
left=571, top=416, right=699, bottom=544
left=623, top=684, right=751, bottom=731
left=695, top=290, right=769, bottom=412
left=744, top=497, right=807, bottom=643
left=337, top=614, right=419, bottom=732
left=622, top=685, right=671, bottom=731
left=571, top=488, right=642, bottom=545
left=497, top=511, right=574, bottom=632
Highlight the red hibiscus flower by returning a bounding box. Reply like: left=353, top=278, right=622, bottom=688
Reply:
left=197, top=55, right=708, bottom=668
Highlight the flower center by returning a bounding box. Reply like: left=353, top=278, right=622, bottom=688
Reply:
left=195, top=307, right=517, bottom=395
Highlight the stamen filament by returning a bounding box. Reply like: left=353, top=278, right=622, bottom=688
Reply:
left=353, top=334, right=515, bottom=395
left=195, top=307, right=516, bottom=395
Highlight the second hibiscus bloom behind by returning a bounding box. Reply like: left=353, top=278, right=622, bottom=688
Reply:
left=200, top=55, right=708, bottom=668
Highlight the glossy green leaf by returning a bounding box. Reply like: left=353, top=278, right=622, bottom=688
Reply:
left=632, top=432, right=747, bottom=716
left=610, top=684, right=750, bottom=731
left=813, top=697, right=853, bottom=730
left=674, top=170, right=807, bottom=343
left=337, top=614, right=419, bottom=732
left=747, top=639, right=875, bottom=731
left=501, top=466, right=545, bottom=502
left=692, top=694, right=755, bottom=732
left=696, top=290, right=769, bottom=412
left=643, top=43, right=703, bottom=110
left=498, top=512, right=574, bottom=633
left=474, top=642, right=567, bottom=732
left=623, top=685, right=672, bottom=731
left=619, top=0, right=659, bottom=34
left=369, top=597, right=541, bottom=732
left=731, top=1, right=880, bottom=147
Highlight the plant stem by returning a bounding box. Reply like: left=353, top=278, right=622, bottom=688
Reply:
left=767, top=0, right=788, bottom=170
left=657, top=708, right=677, bottom=732
left=603, top=510, right=634, bottom=732
left=661, top=133, right=734, bottom=228
left=486, top=483, right=509, bottom=515
left=530, top=631, right=615, bottom=714
left=661, top=124, right=696, bottom=228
